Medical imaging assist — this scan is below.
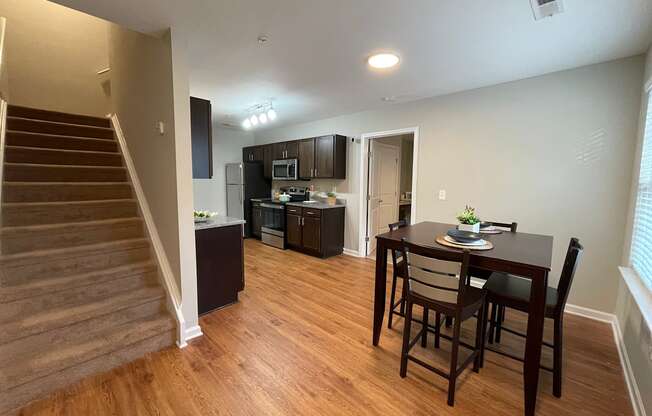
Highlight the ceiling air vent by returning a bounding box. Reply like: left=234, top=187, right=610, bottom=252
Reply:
left=530, top=0, right=564, bottom=20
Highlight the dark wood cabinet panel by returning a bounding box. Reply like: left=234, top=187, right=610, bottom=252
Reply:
left=252, top=205, right=262, bottom=238
left=272, top=141, right=298, bottom=160
left=285, top=141, right=299, bottom=158
left=302, top=216, right=321, bottom=253
left=286, top=214, right=302, bottom=248
left=196, top=224, right=244, bottom=315
left=314, top=135, right=334, bottom=178
left=298, top=139, right=315, bottom=179
left=243, top=146, right=264, bottom=162
left=286, top=206, right=344, bottom=258
left=262, top=145, right=273, bottom=179
left=272, top=142, right=285, bottom=160
left=190, top=97, right=212, bottom=179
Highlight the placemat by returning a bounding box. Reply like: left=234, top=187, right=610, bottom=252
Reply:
left=435, top=235, right=494, bottom=251
left=480, top=229, right=502, bottom=234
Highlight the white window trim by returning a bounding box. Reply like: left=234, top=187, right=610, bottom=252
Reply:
left=619, top=266, right=652, bottom=332
left=620, top=75, right=652, bottom=332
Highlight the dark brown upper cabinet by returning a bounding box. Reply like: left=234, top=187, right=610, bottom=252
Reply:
left=242, top=145, right=273, bottom=179
left=242, top=146, right=264, bottom=163
left=272, top=141, right=298, bottom=160
left=245, top=134, right=346, bottom=180
left=298, top=139, right=315, bottom=179
left=300, top=135, right=346, bottom=179
left=190, top=97, right=213, bottom=179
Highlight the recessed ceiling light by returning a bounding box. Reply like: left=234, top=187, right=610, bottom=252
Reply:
left=381, top=96, right=396, bottom=102
left=368, top=53, right=400, bottom=69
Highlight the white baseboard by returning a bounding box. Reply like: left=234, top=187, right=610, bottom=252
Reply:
left=180, top=325, right=203, bottom=348
left=612, top=316, right=646, bottom=416
left=343, top=248, right=362, bottom=257
left=564, top=303, right=645, bottom=416
left=564, top=303, right=616, bottom=323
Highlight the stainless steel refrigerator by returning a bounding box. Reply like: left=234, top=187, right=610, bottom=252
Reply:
left=225, top=162, right=270, bottom=237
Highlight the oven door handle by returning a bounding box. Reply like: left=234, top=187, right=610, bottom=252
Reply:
left=260, top=203, right=284, bottom=210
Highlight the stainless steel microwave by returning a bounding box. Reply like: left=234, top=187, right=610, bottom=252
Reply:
left=272, top=159, right=298, bottom=180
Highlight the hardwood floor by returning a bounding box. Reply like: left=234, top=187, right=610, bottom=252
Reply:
left=17, top=239, right=632, bottom=415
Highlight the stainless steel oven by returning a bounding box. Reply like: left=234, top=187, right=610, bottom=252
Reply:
left=272, top=159, right=298, bottom=181
left=260, top=202, right=286, bottom=249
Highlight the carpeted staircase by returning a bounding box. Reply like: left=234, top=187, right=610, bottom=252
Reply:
left=0, top=105, right=176, bottom=414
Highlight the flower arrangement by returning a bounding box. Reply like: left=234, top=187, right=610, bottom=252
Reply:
left=326, top=192, right=337, bottom=206
left=456, top=206, right=481, bottom=232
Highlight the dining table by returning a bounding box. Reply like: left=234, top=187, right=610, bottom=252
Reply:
left=372, top=221, right=553, bottom=416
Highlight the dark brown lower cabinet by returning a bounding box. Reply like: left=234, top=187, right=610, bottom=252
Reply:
left=196, top=224, right=244, bottom=315
left=286, top=213, right=302, bottom=247
left=286, top=206, right=344, bottom=258
left=251, top=202, right=262, bottom=238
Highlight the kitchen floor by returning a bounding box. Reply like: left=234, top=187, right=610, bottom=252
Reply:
left=20, top=239, right=632, bottom=415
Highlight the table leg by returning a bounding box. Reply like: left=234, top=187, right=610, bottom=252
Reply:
left=523, top=269, right=548, bottom=416
left=372, top=243, right=388, bottom=346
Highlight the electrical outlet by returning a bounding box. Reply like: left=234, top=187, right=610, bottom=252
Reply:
left=438, top=190, right=446, bottom=200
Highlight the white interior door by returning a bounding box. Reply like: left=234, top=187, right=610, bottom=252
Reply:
left=367, top=141, right=400, bottom=255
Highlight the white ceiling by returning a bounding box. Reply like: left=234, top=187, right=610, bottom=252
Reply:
left=53, top=0, right=652, bottom=130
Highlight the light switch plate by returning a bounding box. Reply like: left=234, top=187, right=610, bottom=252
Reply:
left=438, top=190, right=446, bottom=200
left=157, top=121, right=165, bottom=135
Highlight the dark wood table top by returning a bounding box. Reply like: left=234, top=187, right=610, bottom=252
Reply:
left=376, top=221, right=553, bottom=271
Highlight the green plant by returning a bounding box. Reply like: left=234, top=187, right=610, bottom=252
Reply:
left=327, top=192, right=336, bottom=198
left=194, top=210, right=216, bottom=219
left=456, top=205, right=480, bottom=225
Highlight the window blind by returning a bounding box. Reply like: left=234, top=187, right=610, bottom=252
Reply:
left=631, top=90, right=652, bottom=290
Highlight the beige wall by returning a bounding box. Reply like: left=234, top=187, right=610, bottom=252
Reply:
left=169, top=28, right=199, bottom=335
left=256, top=56, right=645, bottom=313
left=193, top=126, right=255, bottom=214
left=108, top=25, right=181, bottom=289
left=0, top=0, right=110, bottom=115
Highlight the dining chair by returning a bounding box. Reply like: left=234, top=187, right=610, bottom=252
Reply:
left=399, top=238, right=487, bottom=407
left=444, top=221, right=518, bottom=330
left=387, top=220, right=408, bottom=329
left=484, top=237, right=583, bottom=397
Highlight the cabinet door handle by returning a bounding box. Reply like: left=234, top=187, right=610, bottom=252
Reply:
left=301, top=217, right=304, bottom=226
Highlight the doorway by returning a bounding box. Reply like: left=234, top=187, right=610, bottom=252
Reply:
left=359, top=127, right=418, bottom=257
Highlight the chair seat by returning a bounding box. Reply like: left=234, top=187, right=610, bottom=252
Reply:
left=484, top=272, right=558, bottom=316
left=412, top=285, right=484, bottom=320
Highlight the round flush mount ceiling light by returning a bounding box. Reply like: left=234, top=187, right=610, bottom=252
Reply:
left=367, top=53, right=400, bottom=69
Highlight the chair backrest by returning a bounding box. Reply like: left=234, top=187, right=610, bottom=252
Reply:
left=388, top=220, right=408, bottom=272
left=554, top=237, right=583, bottom=314
left=400, top=238, right=471, bottom=307
left=488, top=221, right=518, bottom=232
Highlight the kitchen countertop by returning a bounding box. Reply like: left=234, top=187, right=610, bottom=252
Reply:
left=286, top=201, right=345, bottom=210
left=194, top=215, right=246, bottom=231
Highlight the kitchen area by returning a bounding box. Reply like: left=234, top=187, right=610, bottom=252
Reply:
left=191, top=96, right=348, bottom=316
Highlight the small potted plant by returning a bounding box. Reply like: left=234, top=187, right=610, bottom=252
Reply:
left=194, top=210, right=216, bottom=223
left=326, top=192, right=337, bottom=206
left=456, top=205, right=480, bottom=233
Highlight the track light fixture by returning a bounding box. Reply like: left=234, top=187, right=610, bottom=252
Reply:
left=242, top=101, right=277, bottom=130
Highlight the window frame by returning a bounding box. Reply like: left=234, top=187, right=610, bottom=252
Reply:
left=626, top=78, right=652, bottom=293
